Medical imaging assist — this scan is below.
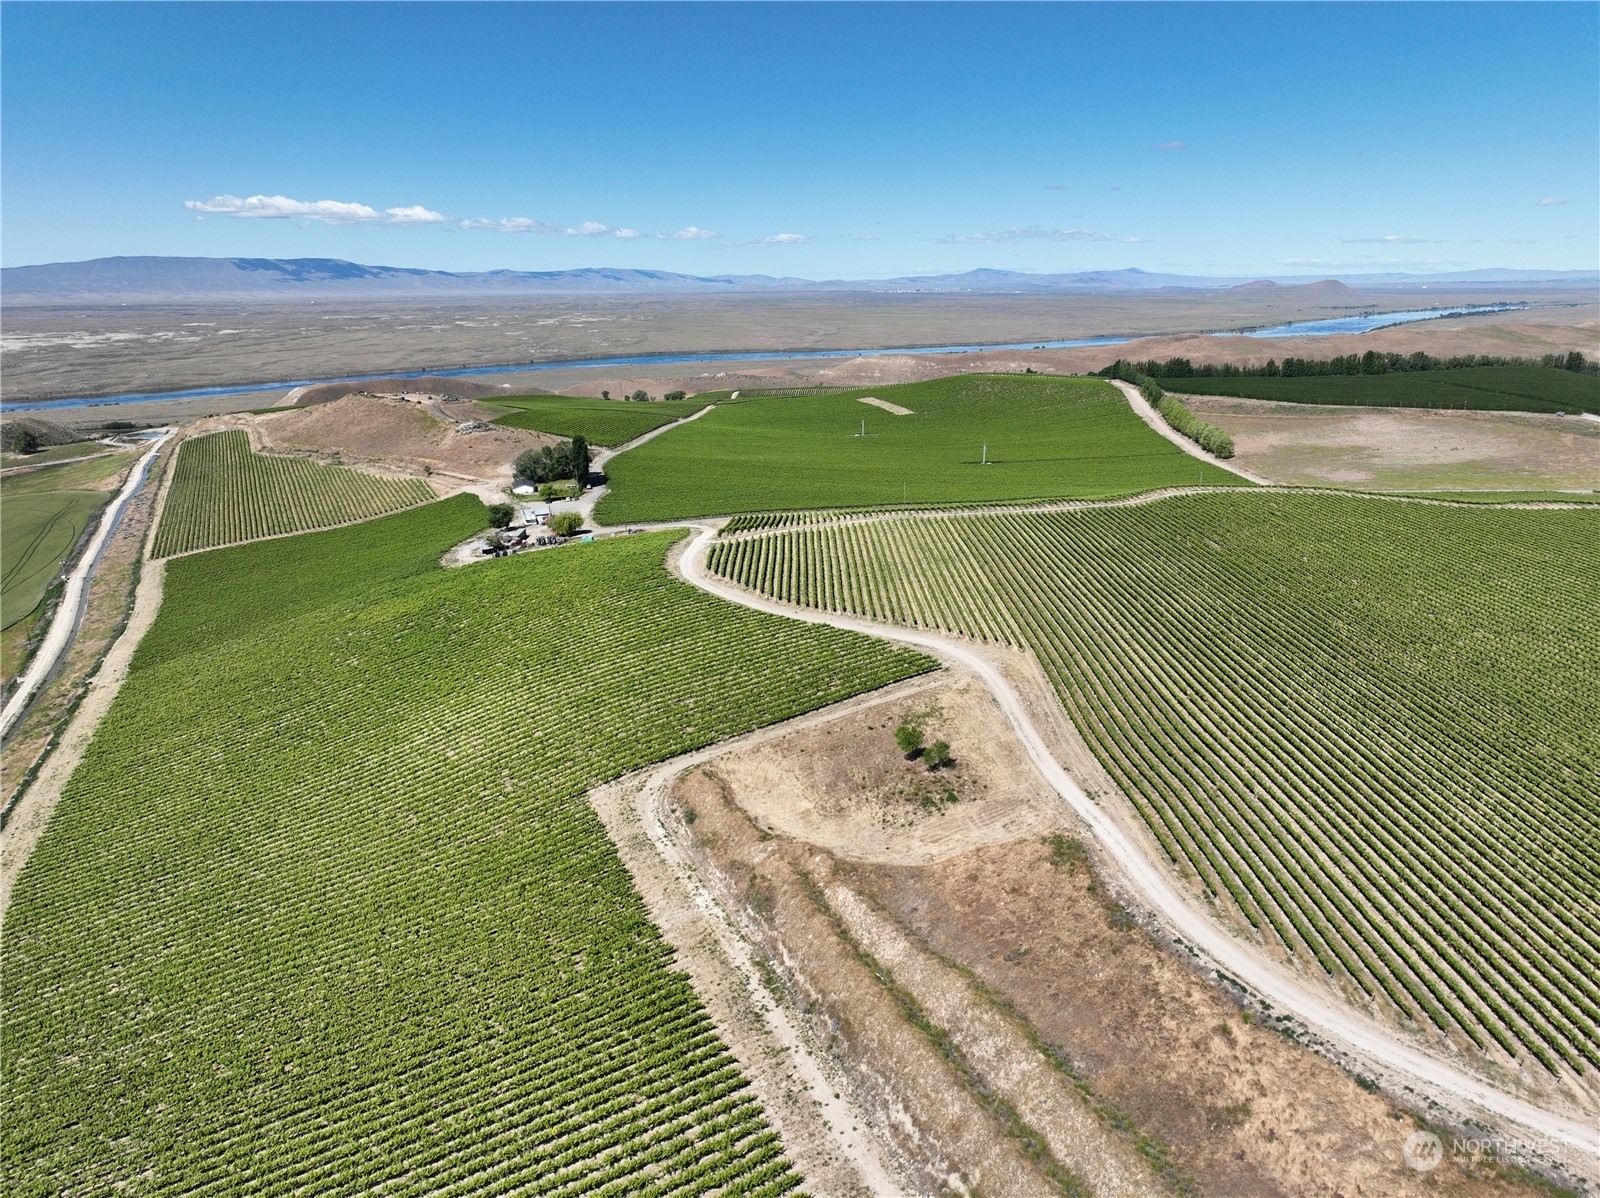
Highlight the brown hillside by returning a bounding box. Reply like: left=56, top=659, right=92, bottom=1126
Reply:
left=291, top=375, right=516, bottom=407
left=0, top=414, right=88, bottom=446
left=256, top=394, right=556, bottom=482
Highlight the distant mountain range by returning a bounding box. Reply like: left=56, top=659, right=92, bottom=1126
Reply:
left=3, top=255, right=1595, bottom=302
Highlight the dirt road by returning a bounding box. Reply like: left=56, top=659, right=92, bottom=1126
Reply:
left=590, top=685, right=950, bottom=1197
left=672, top=522, right=1599, bottom=1175
left=571, top=403, right=716, bottom=527
left=1107, top=378, right=1275, bottom=484
left=0, top=430, right=171, bottom=740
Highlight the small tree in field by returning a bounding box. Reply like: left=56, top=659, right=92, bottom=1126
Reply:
left=5, top=427, right=41, bottom=454
left=924, top=740, right=952, bottom=771
left=487, top=503, right=514, bottom=529
left=894, top=723, right=924, bottom=760
left=538, top=483, right=560, bottom=503
left=548, top=512, right=583, bottom=537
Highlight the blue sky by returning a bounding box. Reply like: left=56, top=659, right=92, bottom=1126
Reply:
left=3, top=2, right=1596, bottom=278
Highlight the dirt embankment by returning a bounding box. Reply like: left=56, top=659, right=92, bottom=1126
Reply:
left=253, top=393, right=555, bottom=483
left=669, top=675, right=1571, bottom=1198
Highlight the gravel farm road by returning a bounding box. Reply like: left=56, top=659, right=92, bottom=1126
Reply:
left=0, top=430, right=172, bottom=741
left=673, top=522, right=1600, bottom=1177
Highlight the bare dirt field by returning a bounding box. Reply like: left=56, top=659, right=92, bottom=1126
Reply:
left=5, top=290, right=1592, bottom=406
left=669, top=675, right=1569, bottom=1198
left=1183, top=394, right=1600, bottom=490
left=251, top=393, right=555, bottom=484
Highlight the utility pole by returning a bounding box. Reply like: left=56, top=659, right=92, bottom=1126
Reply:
left=982, top=443, right=989, bottom=465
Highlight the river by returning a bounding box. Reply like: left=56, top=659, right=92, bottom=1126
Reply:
left=2, top=302, right=1531, bottom=413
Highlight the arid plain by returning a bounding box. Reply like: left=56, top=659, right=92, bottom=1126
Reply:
left=5, top=287, right=1595, bottom=410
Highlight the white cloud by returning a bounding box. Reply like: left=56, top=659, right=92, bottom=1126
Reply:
left=754, top=233, right=812, bottom=245
left=1339, top=235, right=1434, bottom=244
left=383, top=204, right=454, bottom=226
left=184, top=194, right=451, bottom=226
left=1155, top=140, right=1187, bottom=151
left=1536, top=197, right=1570, bottom=206
left=938, top=225, right=1142, bottom=245
left=457, top=217, right=641, bottom=238
left=458, top=217, right=560, bottom=234
left=188, top=192, right=708, bottom=242
left=1043, top=184, right=1071, bottom=191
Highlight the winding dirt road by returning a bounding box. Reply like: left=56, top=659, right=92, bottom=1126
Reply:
left=10, top=380, right=1591, bottom=1177
left=672, top=522, right=1599, bottom=1173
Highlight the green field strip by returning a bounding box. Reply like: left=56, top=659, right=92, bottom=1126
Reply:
left=491, top=396, right=698, bottom=447
left=597, top=374, right=1251, bottom=524
left=0, top=489, right=109, bottom=629
left=1166, top=366, right=1600, bottom=415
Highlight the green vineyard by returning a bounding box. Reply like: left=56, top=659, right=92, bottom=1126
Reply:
left=596, top=374, right=1249, bottom=525
left=708, top=493, right=1600, bottom=1076
left=151, top=429, right=436, bottom=557
left=492, top=395, right=699, bottom=447
left=4, top=497, right=930, bottom=1193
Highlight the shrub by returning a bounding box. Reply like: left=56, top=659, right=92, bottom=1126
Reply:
left=487, top=503, right=514, bottom=529
left=894, top=722, right=924, bottom=759
left=548, top=512, right=583, bottom=537
left=924, top=740, right=952, bottom=770
left=5, top=427, right=41, bottom=454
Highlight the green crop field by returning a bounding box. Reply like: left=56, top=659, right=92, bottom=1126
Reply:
left=1166, top=366, right=1600, bottom=415
left=0, top=441, right=110, bottom=468
left=1396, top=490, right=1600, bottom=505
left=0, top=450, right=135, bottom=496
left=492, top=395, right=700, bottom=447
left=151, top=429, right=436, bottom=557
left=709, top=493, right=1600, bottom=1076
left=4, top=496, right=929, bottom=1194
left=597, top=374, right=1249, bottom=523
left=0, top=490, right=108, bottom=629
